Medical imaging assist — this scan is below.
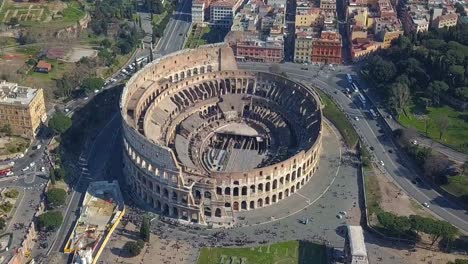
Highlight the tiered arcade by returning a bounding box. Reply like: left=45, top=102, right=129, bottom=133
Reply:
left=121, top=44, right=323, bottom=225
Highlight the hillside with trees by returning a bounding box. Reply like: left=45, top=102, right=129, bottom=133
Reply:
left=363, top=23, right=468, bottom=153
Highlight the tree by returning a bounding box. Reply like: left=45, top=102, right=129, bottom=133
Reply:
left=46, top=188, right=67, bottom=207
left=0, top=124, right=12, bottom=135
left=448, top=259, right=468, bottom=264
left=428, top=81, right=449, bottom=106
left=434, top=114, right=450, bottom=140
left=140, top=216, right=150, bottom=242
left=50, top=169, right=56, bottom=185
left=455, top=2, right=467, bottom=16
left=367, top=56, right=396, bottom=83
left=0, top=217, right=5, bottom=230
left=424, top=154, right=450, bottom=183
left=37, top=211, right=63, bottom=231
left=54, top=167, right=66, bottom=180
left=462, top=161, right=468, bottom=175
left=48, top=112, right=72, bottom=134
left=389, top=82, right=411, bottom=114
left=124, top=241, right=143, bottom=256
left=81, top=77, right=105, bottom=93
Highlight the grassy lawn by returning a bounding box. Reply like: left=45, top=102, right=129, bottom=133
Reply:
left=29, top=59, right=73, bottom=80
left=316, top=89, right=359, bottom=148
left=442, top=175, right=468, bottom=197
left=1, top=1, right=85, bottom=29
left=0, top=136, right=30, bottom=155
left=198, top=241, right=327, bottom=264
left=185, top=26, right=229, bottom=49
left=398, top=104, right=468, bottom=154
left=363, top=166, right=382, bottom=217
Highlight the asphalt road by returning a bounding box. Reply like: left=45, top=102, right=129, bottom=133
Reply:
left=238, top=62, right=468, bottom=233
left=48, top=112, right=121, bottom=257
left=154, top=0, right=192, bottom=56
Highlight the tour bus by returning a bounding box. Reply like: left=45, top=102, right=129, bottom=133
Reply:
left=357, top=93, right=366, bottom=108
left=346, top=73, right=353, bottom=83
left=369, top=109, right=378, bottom=119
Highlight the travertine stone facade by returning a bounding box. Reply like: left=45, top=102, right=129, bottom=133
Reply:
left=121, top=44, right=323, bottom=225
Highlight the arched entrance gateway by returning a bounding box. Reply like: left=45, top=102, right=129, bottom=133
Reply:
left=121, top=44, right=323, bottom=225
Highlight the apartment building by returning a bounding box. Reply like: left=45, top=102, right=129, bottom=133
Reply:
left=402, top=4, right=430, bottom=33
left=192, top=0, right=206, bottom=24
left=210, top=0, right=245, bottom=27
left=311, top=31, right=342, bottom=64
left=432, top=13, right=458, bottom=29
left=225, top=31, right=284, bottom=62
left=294, top=28, right=320, bottom=63
left=0, top=81, right=47, bottom=138
left=295, top=7, right=323, bottom=27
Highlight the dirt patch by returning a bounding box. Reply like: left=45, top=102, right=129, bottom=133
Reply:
left=374, top=167, right=415, bottom=216
left=63, top=47, right=97, bottom=63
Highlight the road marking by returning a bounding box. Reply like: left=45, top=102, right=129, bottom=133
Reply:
left=313, top=75, right=468, bottom=230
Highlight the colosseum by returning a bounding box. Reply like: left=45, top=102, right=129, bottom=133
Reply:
left=121, top=44, right=323, bottom=225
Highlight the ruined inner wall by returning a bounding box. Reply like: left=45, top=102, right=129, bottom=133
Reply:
left=121, top=44, right=323, bottom=225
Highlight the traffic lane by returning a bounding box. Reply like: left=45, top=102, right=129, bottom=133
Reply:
left=332, top=92, right=468, bottom=232
left=237, top=64, right=468, bottom=231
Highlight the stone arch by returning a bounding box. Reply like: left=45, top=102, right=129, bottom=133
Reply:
left=296, top=182, right=300, bottom=189
left=250, top=184, right=256, bottom=194
left=266, top=182, right=271, bottom=192
left=265, top=196, right=270, bottom=205
left=204, top=191, right=212, bottom=199
left=195, top=190, right=201, bottom=200
left=286, top=174, right=290, bottom=182
left=250, top=201, right=255, bottom=209
left=292, top=171, right=296, bottom=181
left=233, top=187, right=239, bottom=196
left=285, top=189, right=289, bottom=197
left=156, top=185, right=160, bottom=194
left=173, top=207, right=179, bottom=218
left=204, top=207, right=211, bottom=217
left=257, top=198, right=263, bottom=207
left=298, top=167, right=302, bottom=178
left=155, top=200, right=161, bottom=211
left=225, top=187, right=231, bottom=196
left=163, top=204, right=170, bottom=215
left=225, top=202, right=231, bottom=208
left=279, top=192, right=283, bottom=200
left=291, top=185, right=296, bottom=193
left=258, top=183, right=264, bottom=191
left=163, top=188, right=169, bottom=198
left=273, top=180, right=277, bottom=189
left=241, top=186, right=248, bottom=195
left=272, top=195, right=277, bottom=203
left=233, top=201, right=239, bottom=211
left=241, top=201, right=247, bottom=210
left=215, top=208, right=221, bottom=217
left=301, top=178, right=305, bottom=185
left=172, top=191, right=178, bottom=201
left=216, top=187, right=222, bottom=195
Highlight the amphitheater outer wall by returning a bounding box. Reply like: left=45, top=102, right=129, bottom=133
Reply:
left=121, top=44, right=323, bottom=225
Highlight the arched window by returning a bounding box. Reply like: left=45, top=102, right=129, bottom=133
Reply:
left=215, top=208, right=221, bottom=217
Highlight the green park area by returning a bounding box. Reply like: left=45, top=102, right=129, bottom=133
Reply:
left=316, top=90, right=359, bottom=148
left=399, top=105, right=468, bottom=154
left=0, top=0, right=86, bottom=29
left=185, top=25, right=229, bottom=49
left=197, top=241, right=327, bottom=264
left=442, top=175, right=468, bottom=198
